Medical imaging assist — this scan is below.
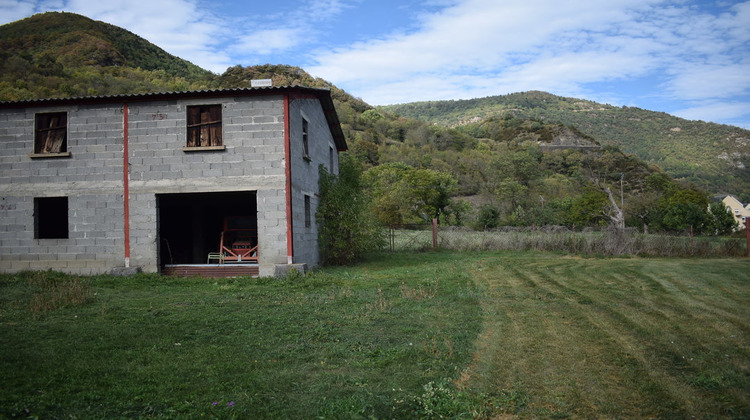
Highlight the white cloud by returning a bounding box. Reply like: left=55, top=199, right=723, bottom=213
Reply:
left=0, top=0, right=34, bottom=21
left=674, top=101, right=750, bottom=127
left=60, top=0, right=232, bottom=72
left=233, top=28, right=305, bottom=56
left=307, top=0, right=666, bottom=96
left=666, top=63, right=750, bottom=100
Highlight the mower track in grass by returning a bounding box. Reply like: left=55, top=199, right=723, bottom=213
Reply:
left=462, top=254, right=750, bottom=418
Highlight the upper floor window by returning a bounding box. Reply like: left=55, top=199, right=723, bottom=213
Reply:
left=302, top=118, right=311, bottom=160
left=34, top=112, right=67, bottom=155
left=187, top=105, right=222, bottom=148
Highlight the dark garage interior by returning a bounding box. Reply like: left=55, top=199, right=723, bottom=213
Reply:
left=157, top=191, right=257, bottom=266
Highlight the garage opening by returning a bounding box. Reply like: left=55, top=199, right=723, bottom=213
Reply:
left=157, top=191, right=257, bottom=267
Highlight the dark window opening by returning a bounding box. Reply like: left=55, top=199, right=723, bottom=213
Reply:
left=304, top=195, right=311, bottom=228
left=302, top=118, right=310, bottom=160
left=157, top=191, right=257, bottom=265
left=35, top=112, right=67, bottom=154
left=187, top=105, right=222, bottom=147
left=329, top=146, right=334, bottom=172
left=35, top=197, right=68, bottom=239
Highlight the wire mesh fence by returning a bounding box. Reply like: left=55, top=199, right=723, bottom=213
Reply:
left=385, top=224, right=748, bottom=257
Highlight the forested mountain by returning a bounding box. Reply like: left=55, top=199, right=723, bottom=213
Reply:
left=0, top=12, right=217, bottom=100
left=0, top=12, right=740, bottom=233
left=381, top=92, right=750, bottom=198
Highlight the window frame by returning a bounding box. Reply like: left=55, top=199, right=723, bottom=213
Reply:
left=31, top=112, right=70, bottom=158
left=184, top=104, right=225, bottom=151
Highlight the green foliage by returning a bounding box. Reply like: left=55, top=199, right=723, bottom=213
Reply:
left=662, top=202, right=711, bottom=234
left=569, top=190, right=608, bottom=227
left=0, top=12, right=216, bottom=100
left=363, top=163, right=458, bottom=225
left=317, top=156, right=385, bottom=265
left=383, top=91, right=750, bottom=198
left=475, top=205, right=501, bottom=230
left=707, top=202, right=736, bottom=236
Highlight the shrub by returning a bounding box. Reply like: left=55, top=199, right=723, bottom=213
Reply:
left=317, top=155, right=385, bottom=265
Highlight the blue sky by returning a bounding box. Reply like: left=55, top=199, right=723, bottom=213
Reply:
left=1, top=0, right=749, bottom=128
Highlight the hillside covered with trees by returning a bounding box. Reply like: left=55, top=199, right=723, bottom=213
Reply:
left=0, top=12, right=740, bottom=235
left=381, top=92, right=750, bottom=199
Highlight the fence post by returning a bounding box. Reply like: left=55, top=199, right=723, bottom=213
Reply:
left=432, top=218, right=438, bottom=250
left=746, top=218, right=749, bottom=258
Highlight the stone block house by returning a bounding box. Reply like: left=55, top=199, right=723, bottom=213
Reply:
left=722, top=195, right=750, bottom=231
left=0, top=86, right=346, bottom=277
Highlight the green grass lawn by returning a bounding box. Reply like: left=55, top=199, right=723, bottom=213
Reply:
left=1, top=251, right=748, bottom=419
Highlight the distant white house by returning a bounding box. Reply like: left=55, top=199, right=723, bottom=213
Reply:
left=722, top=195, right=750, bottom=230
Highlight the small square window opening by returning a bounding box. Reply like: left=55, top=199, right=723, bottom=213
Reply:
left=35, top=197, right=69, bottom=239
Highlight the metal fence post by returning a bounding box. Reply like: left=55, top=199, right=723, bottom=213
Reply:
left=432, top=218, right=438, bottom=250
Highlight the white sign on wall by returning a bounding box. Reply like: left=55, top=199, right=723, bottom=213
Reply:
left=251, top=79, right=273, bottom=87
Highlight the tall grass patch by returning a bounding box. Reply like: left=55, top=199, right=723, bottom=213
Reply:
left=394, top=226, right=748, bottom=257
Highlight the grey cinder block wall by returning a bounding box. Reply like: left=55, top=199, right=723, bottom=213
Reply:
left=0, top=87, right=346, bottom=277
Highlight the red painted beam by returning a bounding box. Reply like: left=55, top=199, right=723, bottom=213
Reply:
left=123, top=103, right=131, bottom=267
left=284, top=94, right=294, bottom=264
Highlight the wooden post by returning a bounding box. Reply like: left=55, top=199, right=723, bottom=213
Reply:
left=432, top=218, right=438, bottom=250
left=746, top=218, right=750, bottom=258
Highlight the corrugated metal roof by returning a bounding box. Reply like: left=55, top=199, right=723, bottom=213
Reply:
left=0, top=85, right=347, bottom=150
left=0, top=85, right=313, bottom=106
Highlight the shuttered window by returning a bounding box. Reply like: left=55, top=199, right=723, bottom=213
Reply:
left=34, top=112, right=67, bottom=154
left=187, top=105, right=222, bottom=147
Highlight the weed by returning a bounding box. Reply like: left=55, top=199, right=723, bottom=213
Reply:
left=400, top=280, right=438, bottom=300
left=25, top=270, right=93, bottom=315
left=368, top=287, right=391, bottom=311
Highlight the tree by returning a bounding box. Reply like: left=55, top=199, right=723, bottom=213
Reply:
left=660, top=189, right=711, bottom=234
left=363, top=163, right=458, bottom=225
left=316, top=155, right=384, bottom=265
left=707, top=201, right=736, bottom=235
left=662, top=202, right=711, bottom=234
left=569, top=190, right=608, bottom=228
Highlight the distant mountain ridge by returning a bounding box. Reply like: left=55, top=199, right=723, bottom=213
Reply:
left=0, top=12, right=217, bottom=101
left=381, top=92, right=750, bottom=197
left=1, top=12, right=747, bottom=200
left=0, top=12, right=210, bottom=79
